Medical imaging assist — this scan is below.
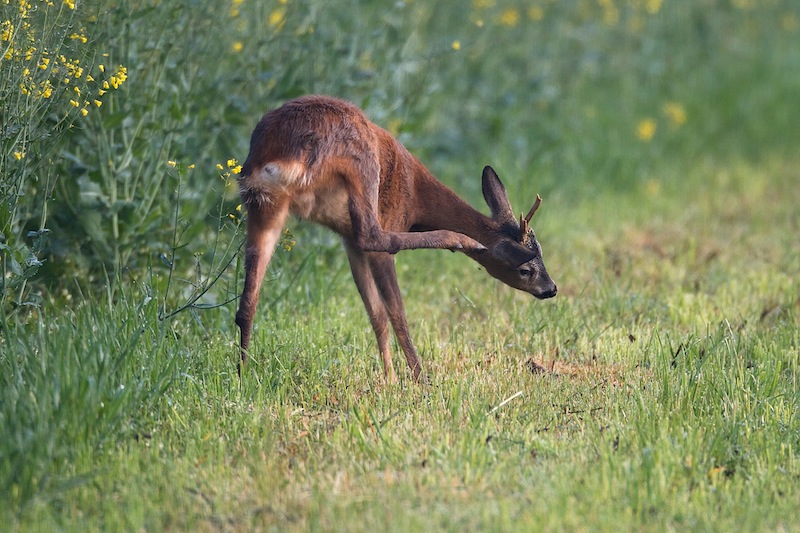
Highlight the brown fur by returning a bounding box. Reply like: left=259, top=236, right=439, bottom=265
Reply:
left=236, top=95, right=556, bottom=382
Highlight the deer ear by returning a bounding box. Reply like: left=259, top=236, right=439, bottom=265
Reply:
left=491, top=240, right=536, bottom=268
left=482, top=166, right=515, bottom=224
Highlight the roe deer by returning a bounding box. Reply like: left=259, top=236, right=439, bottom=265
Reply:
left=235, top=95, right=557, bottom=383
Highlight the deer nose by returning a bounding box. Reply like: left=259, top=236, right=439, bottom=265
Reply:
left=536, top=284, right=557, bottom=300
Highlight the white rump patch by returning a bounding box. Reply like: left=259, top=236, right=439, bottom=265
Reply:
left=258, top=161, right=308, bottom=187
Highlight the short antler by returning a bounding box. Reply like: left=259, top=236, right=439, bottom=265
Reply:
left=519, top=194, right=542, bottom=241
left=519, top=214, right=527, bottom=240
left=525, top=194, right=542, bottom=223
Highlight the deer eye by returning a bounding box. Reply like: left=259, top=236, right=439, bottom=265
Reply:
left=518, top=267, right=533, bottom=278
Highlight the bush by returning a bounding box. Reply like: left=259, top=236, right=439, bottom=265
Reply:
left=0, top=0, right=122, bottom=311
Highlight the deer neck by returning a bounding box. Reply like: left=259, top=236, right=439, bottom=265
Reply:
left=413, top=170, right=497, bottom=244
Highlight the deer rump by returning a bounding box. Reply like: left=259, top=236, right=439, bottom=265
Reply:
left=235, top=95, right=556, bottom=383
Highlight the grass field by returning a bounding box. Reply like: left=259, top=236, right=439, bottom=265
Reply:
left=2, top=1, right=799, bottom=531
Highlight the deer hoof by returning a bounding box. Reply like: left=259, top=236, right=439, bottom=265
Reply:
left=462, top=239, right=486, bottom=252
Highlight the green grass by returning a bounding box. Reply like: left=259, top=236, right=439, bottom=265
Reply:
left=5, top=156, right=798, bottom=531
left=2, top=1, right=800, bottom=531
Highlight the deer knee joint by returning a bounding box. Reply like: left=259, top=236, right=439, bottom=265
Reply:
left=352, top=226, right=397, bottom=254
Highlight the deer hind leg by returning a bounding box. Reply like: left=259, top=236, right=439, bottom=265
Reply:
left=366, top=252, right=424, bottom=382
left=236, top=194, right=291, bottom=373
left=343, top=241, right=397, bottom=384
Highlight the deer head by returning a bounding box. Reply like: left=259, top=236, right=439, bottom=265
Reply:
left=476, top=166, right=557, bottom=300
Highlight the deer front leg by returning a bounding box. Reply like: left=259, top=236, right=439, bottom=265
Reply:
left=236, top=196, right=290, bottom=374
left=347, top=193, right=486, bottom=254
left=343, top=241, right=397, bottom=384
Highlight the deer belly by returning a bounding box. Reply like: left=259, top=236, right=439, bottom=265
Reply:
left=290, top=184, right=351, bottom=234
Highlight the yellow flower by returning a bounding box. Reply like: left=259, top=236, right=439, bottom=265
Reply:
left=268, top=8, right=286, bottom=30
left=63, top=0, right=75, bottom=9
left=451, top=40, right=461, bottom=51
left=40, top=82, right=53, bottom=99
left=107, top=65, right=128, bottom=89
left=227, top=159, right=243, bottom=175
left=216, top=163, right=224, bottom=170
left=13, top=151, right=26, bottom=160
left=644, top=178, right=661, bottom=198
left=528, top=6, right=544, bottom=22
left=645, top=0, right=662, bottom=14
left=636, top=118, right=657, bottom=142
left=599, top=0, right=619, bottom=25
left=232, top=41, right=244, bottom=53
left=387, top=118, right=402, bottom=136
left=80, top=108, right=88, bottom=117
left=781, top=12, right=799, bottom=32
left=167, top=160, right=177, bottom=167
left=94, top=99, right=102, bottom=107
left=472, top=0, right=495, bottom=9
left=18, top=0, right=31, bottom=18
left=662, top=102, right=687, bottom=127
left=499, top=8, right=520, bottom=27
left=69, top=99, right=79, bottom=107
left=1, top=20, right=13, bottom=42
